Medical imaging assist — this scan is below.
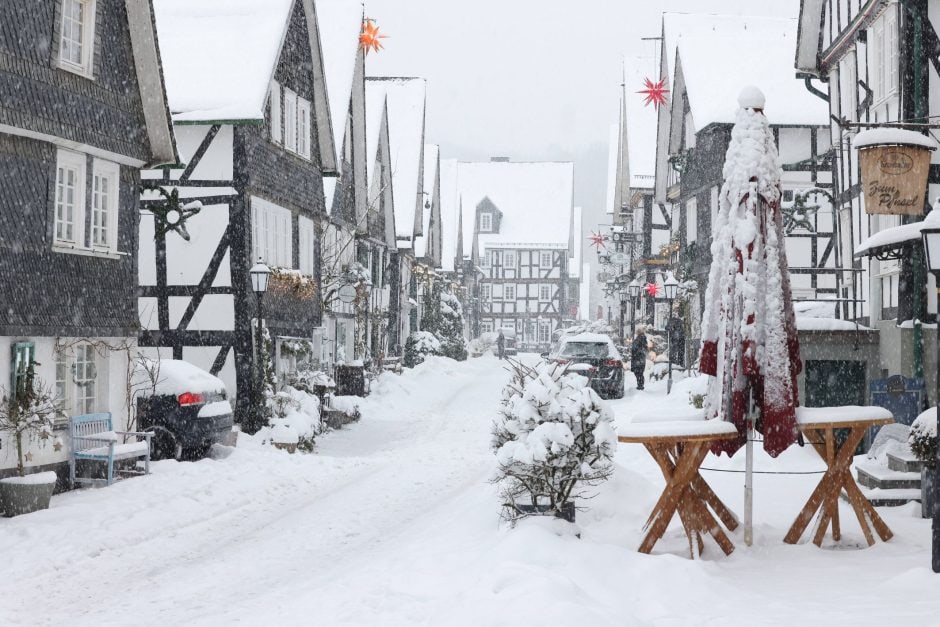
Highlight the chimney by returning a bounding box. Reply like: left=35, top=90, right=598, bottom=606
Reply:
left=490, top=157, right=510, bottom=162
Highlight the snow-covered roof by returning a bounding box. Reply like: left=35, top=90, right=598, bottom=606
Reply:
left=456, top=161, right=574, bottom=254
left=154, top=0, right=293, bottom=122
left=795, top=0, right=825, bottom=73
left=855, top=128, right=939, bottom=150
left=623, top=58, right=658, bottom=184
left=439, top=158, right=459, bottom=272
left=364, top=80, right=387, bottom=185
left=368, top=78, right=426, bottom=247
left=415, top=144, right=439, bottom=259
left=796, top=317, right=871, bottom=332
left=855, top=208, right=940, bottom=257
left=315, top=0, right=363, bottom=166
left=674, top=17, right=828, bottom=130
left=605, top=123, right=618, bottom=215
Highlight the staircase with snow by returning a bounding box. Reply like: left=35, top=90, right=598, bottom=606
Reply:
left=854, top=448, right=923, bottom=507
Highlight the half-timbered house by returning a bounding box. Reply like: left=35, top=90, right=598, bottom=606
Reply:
left=654, top=14, right=835, bottom=353
left=0, top=0, right=176, bottom=473
left=456, top=159, right=578, bottom=352
left=795, top=0, right=940, bottom=404
left=366, top=77, right=427, bottom=353
left=316, top=0, right=376, bottom=369
left=138, top=0, right=335, bottom=424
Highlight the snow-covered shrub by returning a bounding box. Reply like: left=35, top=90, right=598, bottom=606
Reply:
left=910, top=408, right=937, bottom=469
left=492, top=360, right=617, bottom=523
left=469, top=332, right=497, bottom=358
left=404, top=331, right=442, bottom=367
left=264, top=386, right=321, bottom=453
left=438, top=292, right=468, bottom=361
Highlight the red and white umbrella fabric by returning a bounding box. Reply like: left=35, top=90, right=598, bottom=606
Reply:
left=699, top=87, right=802, bottom=458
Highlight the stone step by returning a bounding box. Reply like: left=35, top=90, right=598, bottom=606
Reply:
left=855, top=462, right=922, bottom=490
left=887, top=450, right=924, bottom=474
left=853, top=486, right=922, bottom=508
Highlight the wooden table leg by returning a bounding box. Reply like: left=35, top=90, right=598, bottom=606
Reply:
left=638, top=442, right=708, bottom=555
left=691, top=474, right=739, bottom=531
left=824, top=428, right=841, bottom=542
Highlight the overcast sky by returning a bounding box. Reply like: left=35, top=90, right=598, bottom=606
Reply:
left=363, top=0, right=801, bottom=212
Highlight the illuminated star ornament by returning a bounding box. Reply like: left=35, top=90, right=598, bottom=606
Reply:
left=359, top=18, right=388, bottom=55
left=588, top=231, right=608, bottom=250
left=638, top=77, right=670, bottom=109
left=645, top=282, right=660, bottom=297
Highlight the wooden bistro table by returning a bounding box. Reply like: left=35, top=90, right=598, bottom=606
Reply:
left=784, top=406, right=895, bottom=547
left=619, top=419, right=740, bottom=558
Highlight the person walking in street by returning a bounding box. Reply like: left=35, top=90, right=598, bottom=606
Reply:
left=496, top=329, right=506, bottom=360
left=631, top=325, right=648, bottom=390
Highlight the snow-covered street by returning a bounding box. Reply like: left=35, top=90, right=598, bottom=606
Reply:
left=2, top=355, right=939, bottom=626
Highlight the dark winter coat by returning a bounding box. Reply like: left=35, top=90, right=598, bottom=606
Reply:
left=630, top=333, right=648, bottom=370
left=497, top=333, right=505, bottom=348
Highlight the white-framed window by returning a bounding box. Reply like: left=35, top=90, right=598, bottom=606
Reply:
left=538, top=321, right=551, bottom=344
left=504, top=252, right=515, bottom=269
left=54, top=149, right=85, bottom=246
left=482, top=250, right=491, bottom=267
left=298, top=216, right=315, bottom=275
left=297, top=98, right=311, bottom=159
left=869, top=6, right=899, bottom=104
left=482, top=284, right=492, bottom=301
left=284, top=88, right=298, bottom=153
left=55, top=342, right=99, bottom=418
left=480, top=212, right=492, bottom=232
left=492, top=250, right=502, bottom=267
left=251, top=197, right=293, bottom=268
left=540, top=251, right=552, bottom=267
left=91, top=158, right=119, bottom=251
left=504, top=284, right=515, bottom=300
left=480, top=321, right=493, bottom=334
left=539, top=285, right=551, bottom=301
left=59, top=0, right=96, bottom=77
left=269, top=81, right=282, bottom=144
left=686, top=197, right=698, bottom=244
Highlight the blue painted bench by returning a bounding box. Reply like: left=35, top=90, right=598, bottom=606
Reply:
left=69, top=413, right=152, bottom=488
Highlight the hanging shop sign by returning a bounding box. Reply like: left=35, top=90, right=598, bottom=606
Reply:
left=856, top=129, right=937, bottom=216
left=596, top=271, right=612, bottom=283
left=338, top=284, right=358, bottom=304
left=608, top=251, right=631, bottom=265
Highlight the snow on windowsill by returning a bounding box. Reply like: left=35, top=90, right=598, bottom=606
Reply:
left=51, top=244, right=125, bottom=260
left=796, top=317, right=871, bottom=331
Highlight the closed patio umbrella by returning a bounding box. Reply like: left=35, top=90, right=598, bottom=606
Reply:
left=699, top=86, right=802, bottom=459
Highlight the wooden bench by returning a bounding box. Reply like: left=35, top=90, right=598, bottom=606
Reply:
left=69, top=413, right=152, bottom=488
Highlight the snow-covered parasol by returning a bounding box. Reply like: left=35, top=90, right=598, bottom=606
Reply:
left=699, top=86, right=802, bottom=459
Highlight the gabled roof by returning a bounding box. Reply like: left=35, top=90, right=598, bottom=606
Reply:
left=439, top=158, right=459, bottom=272
left=367, top=77, right=427, bottom=248
left=456, top=161, right=574, bottom=253
left=126, top=0, right=177, bottom=164
left=154, top=0, right=333, bottom=170
left=607, top=58, right=658, bottom=215
left=673, top=16, right=828, bottom=130
left=415, top=144, right=439, bottom=259
left=314, top=0, right=362, bottom=167
left=364, top=81, right=387, bottom=185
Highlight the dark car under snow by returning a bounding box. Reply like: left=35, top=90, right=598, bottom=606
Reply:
left=548, top=334, right=625, bottom=399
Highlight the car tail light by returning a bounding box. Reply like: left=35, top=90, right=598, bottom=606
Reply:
left=556, top=359, right=569, bottom=365
left=605, top=359, right=622, bottom=368
left=178, top=392, right=205, bottom=406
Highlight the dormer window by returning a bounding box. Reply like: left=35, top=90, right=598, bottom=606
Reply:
left=59, top=0, right=96, bottom=77
left=480, top=212, right=492, bottom=232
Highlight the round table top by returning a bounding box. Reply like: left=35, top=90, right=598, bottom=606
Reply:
left=618, top=419, right=739, bottom=444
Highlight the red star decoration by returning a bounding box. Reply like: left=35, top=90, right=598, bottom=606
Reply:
left=645, top=282, right=660, bottom=297
left=359, top=19, right=388, bottom=55
left=588, top=231, right=608, bottom=250
left=638, top=77, right=670, bottom=109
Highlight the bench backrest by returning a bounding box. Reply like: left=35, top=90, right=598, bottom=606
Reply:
left=70, top=413, right=113, bottom=441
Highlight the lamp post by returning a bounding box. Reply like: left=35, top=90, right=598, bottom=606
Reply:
left=921, top=226, right=940, bottom=573
left=663, top=272, right=679, bottom=395
left=249, top=258, right=271, bottom=433
left=629, top=278, right=642, bottom=341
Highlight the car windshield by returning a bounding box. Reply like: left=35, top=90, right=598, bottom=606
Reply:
left=560, top=342, right=609, bottom=359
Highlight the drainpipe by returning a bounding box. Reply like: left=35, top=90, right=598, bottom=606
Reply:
left=911, top=0, right=927, bottom=381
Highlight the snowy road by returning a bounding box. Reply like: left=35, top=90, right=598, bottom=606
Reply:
left=4, top=355, right=940, bottom=626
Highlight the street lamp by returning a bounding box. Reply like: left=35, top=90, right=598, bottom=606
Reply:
left=921, top=226, right=940, bottom=573
left=617, top=281, right=629, bottom=346
left=629, top=278, right=642, bottom=340
left=249, top=258, right=271, bottom=433
left=663, top=272, right=679, bottom=395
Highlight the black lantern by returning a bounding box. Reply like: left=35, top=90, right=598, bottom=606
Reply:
left=250, top=259, right=271, bottom=295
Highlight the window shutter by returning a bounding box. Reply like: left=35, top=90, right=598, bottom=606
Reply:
left=11, top=342, right=36, bottom=400
left=298, top=99, right=311, bottom=159
left=270, top=81, right=282, bottom=144
left=284, top=89, right=298, bottom=153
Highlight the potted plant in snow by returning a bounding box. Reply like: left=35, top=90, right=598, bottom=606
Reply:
left=491, top=360, right=617, bottom=525
left=909, top=408, right=937, bottom=519
left=0, top=363, right=63, bottom=517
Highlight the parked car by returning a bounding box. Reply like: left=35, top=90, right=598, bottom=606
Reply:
left=547, top=333, right=625, bottom=399
left=136, top=359, right=234, bottom=460
left=499, top=327, right=518, bottom=356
